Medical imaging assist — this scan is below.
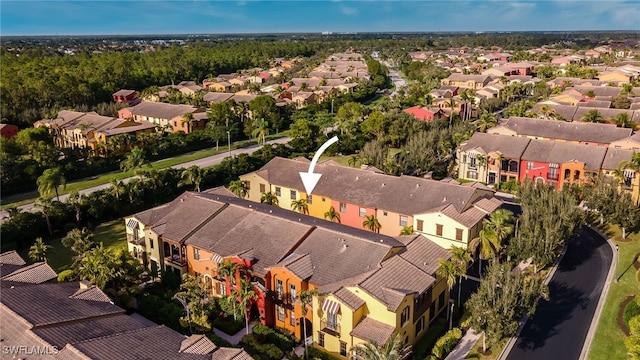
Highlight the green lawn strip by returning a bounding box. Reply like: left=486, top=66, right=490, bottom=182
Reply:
left=465, top=337, right=507, bottom=360
left=1, top=133, right=288, bottom=209
left=588, top=224, right=640, bottom=360
left=318, top=154, right=352, bottom=167
left=17, top=219, right=127, bottom=273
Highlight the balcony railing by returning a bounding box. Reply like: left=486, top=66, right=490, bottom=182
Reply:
left=320, top=319, right=340, bottom=336
left=547, top=172, right=559, bottom=180
left=165, top=254, right=187, bottom=266
left=127, top=234, right=145, bottom=246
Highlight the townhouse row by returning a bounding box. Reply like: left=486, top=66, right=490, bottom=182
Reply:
left=125, top=190, right=453, bottom=358
left=457, top=131, right=640, bottom=204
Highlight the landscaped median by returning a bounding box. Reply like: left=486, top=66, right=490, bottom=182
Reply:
left=588, top=224, right=640, bottom=360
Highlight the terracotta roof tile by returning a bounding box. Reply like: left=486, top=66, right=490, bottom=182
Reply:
left=334, top=288, right=365, bottom=311
left=350, top=317, right=395, bottom=345
left=459, top=132, right=531, bottom=159
left=399, top=235, right=451, bottom=275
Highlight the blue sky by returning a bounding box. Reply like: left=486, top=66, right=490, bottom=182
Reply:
left=1, top=1, right=639, bottom=36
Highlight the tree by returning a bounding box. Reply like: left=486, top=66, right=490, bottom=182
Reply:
left=469, top=228, right=500, bottom=275
left=62, top=227, right=95, bottom=268
left=348, top=154, right=360, bottom=168
left=29, top=237, right=51, bottom=262
left=206, top=123, right=228, bottom=151
left=181, top=112, right=196, bottom=133
left=324, top=206, right=341, bottom=223
left=612, top=95, right=632, bottom=109
left=120, top=147, right=150, bottom=175
left=298, top=289, right=317, bottom=360
left=218, top=259, right=239, bottom=321
left=291, top=199, right=309, bottom=215
left=446, top=98, right=457, bottom=128
left=234, top=279, right=257, bottom=335
left=450, top=246, right=472, bottom=306
left=289, top=119, right=319, bottom=153
left=483, top=209, right=515, bottom=245
left=37, top=168, right=66, bottom=201
left=34, top=197, right=53, bottom=236
left=614, top=112, right=636, bottom=129
left=251, top=118, right=269, bottom=145
left=361, top=111, right=388, bottom=139
left=67, top=191, right=84, bottom=225
left=399, top=226, right=413, bottom=235
left=581, top=109, right=604, bottom=123
left=228, top=180, right=249, bottom=198
left=626, top=315, right=640, bottom=360
left=260, top=191, right=279, bottom=206
left=179, top=165, right=206, bottom=192
left=475, top=111, right=497, bottom=132
left=362, top=214, right=381, bottom=233
left=466, top=261, right=549, bottom=353
left=175, top=273, right=213, bottom=332
left=350, top=333, right=411, bottom=360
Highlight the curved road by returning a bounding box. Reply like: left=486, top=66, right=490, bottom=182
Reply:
left=504, top=226, right=612, bottom=360
left=0, top=137, right=290, bottom=223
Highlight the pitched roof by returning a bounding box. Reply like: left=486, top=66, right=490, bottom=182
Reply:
left=334, top=287, right=366, bottom=311
left=212, top=347, right=254, bottom=360
left=154, top=193, right=228, bottom=241
left=602, top=148, right=637, bottom=170
left=446, top=73, right=491, bottom=83
left=350, top=317, right=396, bottom=345
left=521, top=139, right=608, bottom=171
left=495, top=116, right=631, bottom=144
left=203, top=92, right=234, bottom=103
left=0, top=250, right=26, bottom=277
left=126, top=101, right=197, bottom=120
left=97, top=120, right=156, bottom=136
left=458, top=132, right=531, bottom=159
left=112, top=89, right=136, bottom=97
left=399, top=235, right=451, bottom=275
left=179, top=334, right=217, bottom=354
left=0, top=262, right=57, bottom=284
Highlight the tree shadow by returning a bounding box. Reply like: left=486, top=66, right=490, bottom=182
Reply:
left=560, top=226, right=608, bottom=272
left=513, top=282, right=587, bottom=352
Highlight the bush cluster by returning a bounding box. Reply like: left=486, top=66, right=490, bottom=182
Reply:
left=427, top=328, right=463, bottom=360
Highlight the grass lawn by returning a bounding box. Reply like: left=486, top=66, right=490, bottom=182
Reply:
left=465, top=337, right=507, bottom=360
left=18, top=219, right=127, bottom=273
left=588, top=224, right=640, bottom=360
left=1, top=133, right=288, bottom=209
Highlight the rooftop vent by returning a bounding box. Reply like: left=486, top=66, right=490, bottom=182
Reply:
left=379, top=239, right=384, bottom=243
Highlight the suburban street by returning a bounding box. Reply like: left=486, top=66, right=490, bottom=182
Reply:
left=504, top=226, right=613, bottom=360
left=0, top=137, right=290, bottom=223
left=388, top=67, right=406, bottom=98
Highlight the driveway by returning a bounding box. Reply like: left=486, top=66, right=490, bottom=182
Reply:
left=504, top=226, right=613, bottom=360
left=0, top=137, right=290, bottom=223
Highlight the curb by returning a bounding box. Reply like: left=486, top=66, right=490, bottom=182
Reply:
left=497, top=236, right=570, bottom=360
left=578, top=225, right=617, bottom=360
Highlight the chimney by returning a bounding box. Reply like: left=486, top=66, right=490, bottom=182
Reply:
left=79, top=280, right=92, bottom=289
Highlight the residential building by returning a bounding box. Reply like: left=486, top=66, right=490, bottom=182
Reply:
left=112, top=89, right=140, bottom=105
left=118, top=101, right=199, bottom=131
left=0, top=123, right=19, bottom=139
left=440, top=74, right=492, bottom=90
left=170, top=111, right=208, bottom=134
left=240, top=157, right=502, bottom=249
left=601, top=148, right=640, bottom=205
left=403, top=106, right=446, bottom=122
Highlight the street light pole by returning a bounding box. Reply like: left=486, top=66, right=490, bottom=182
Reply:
left=227, top=131, right=231, bottom=158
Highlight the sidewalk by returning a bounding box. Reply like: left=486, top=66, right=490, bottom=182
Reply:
left=445, top=329, right=480, bottom=360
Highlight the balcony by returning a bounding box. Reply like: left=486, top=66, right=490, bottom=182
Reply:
left=320, top=319, right=340, bottom=337
left=127, top=234, right=145, bottom=246
left=164, top=254, right=187, bottom=266
left=547, top=172, right=559, bottom=180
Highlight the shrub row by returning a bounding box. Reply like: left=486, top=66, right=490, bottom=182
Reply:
left=240, top=334, right=284, bottom=360
left=427, top=328, right=462, bottom=360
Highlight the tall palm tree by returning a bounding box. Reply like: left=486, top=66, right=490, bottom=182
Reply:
left=67, top=191, right=84, bottom=225
left=324, top=206, right=341, bottom=223
left=35, top=197, right=53, bottom=236
left=260, top=191, right=279, bottom=206
left=120, top=147, right=150, bottom=176
left=581, top=109, right=604, bottom=123
left=614, top=113, right=636, bottom=129
left=218, top=259, right=239, bottom=320
left=252, top=118, right=269, bottom=145
left=110, top=179, right=124, bottom=200
left=297, top=289, right=318, bottom=360
left=37, top=167, right=66, bottom=201
left=450, top=246, right=472, bottom=306
left=446, top=98, right=457, bottom=128
left=350, top=333, right=411, bottom=360
left=483, top=209, right=515, bottom=245
left=475, top=111, right=497, bottom=132
left=179, top=165, right=206, bottom=192
left=234, top=279, right=257, bottom=335
left=362, top=215, right=381, bottom=233
left=291, top=199, right=309, bottom=215
left=181, top=112, right=196, bottom=133
left=29, top=237, right=51, bottom=262
left=228, top=180, right=248, bottom=198
left=469, top=228, right=500, bottom=275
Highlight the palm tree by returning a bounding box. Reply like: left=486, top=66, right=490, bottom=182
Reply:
left=450, top=246, right=472, bottom=306
left=446, top=98, right=457, bottom=128
left=614, top=113, right=636, bottom=129
left=469, top=228, right=500, bottom=275
left=218, top=259, right=239, bottom=320
left=252, top=118, right=269, bottom=145
left=29, top=237, right=51, bottom=262
left=37, top=167, right=66, bottom=201
left=324, top=206, right=341, bottom=223
left=181, top=112, right=196, bottom=133
left=399, top=226, right=413, bottom=235
left=67, top=191, right=84, bottom=225
left=234, top=279, right=257, bottom=335
left=110, top=179, right=124, bottom=200
left=297, top=289, right=317, bottom=360
left=179, top=165, right=206, bottom=192
left=348, top=154, right=360, bottom=168
left=581, top=109, right=604, bottom=123
left=260, top=191, right=279, bottom=206
left=228, top=180, right=248, bottom=198
left=362, top=215, right=381, bottom=233
left=483, top=209, right=515, bottom=245
left=35, top=197, right=53, bottom=236
left=475, top=111, right=497, bottom=132
left=291, top=199, right=309, bottom=215
left=120, top=147, right=150, bottom=176
left=350, top=333, right=411, bottom=360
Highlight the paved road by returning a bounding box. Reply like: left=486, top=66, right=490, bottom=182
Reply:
left=504, top=226, right=612, bottom=360
left=387, top=67, right=405, bottom=98
left=0, top=137, right=290, bottom=223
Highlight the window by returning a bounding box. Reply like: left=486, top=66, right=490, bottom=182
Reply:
left=339, top=203, right=347, bottom=213
left=290, top=309, right=296, bottom=326
left=150, top=239, right=154, bottom=249
left=527, top=162, right=534, bottom=170
left=193, top=248, right=200, bottom=260
left=322, top=197, right=326, bottom=202
left=276, top=279, right=283, bottom=300
left=327, top=312, right=338, bottom=330
left=417, top=220, right=424, bottom=232
left=383, top=211, right=388, bottom=216
left=467, top=171, right=477, bottom=180
left=289, top=284, right=297, bottom=303
left=318, top=332, right=325, bottom=347
left=400, top=306, right=410, bottom=326
left=429, top=302, right=436, bottom=322
left=278, top=306, right=285, bottom=322
left=399, top=215, right=408, bottom=227
left=438, top=291, right=446, bottom=310
left=244, top=181, right=250, bottom=190
left=275, top=187, right=281, bottom=196
left=415, top=316, right=425, bottom=335
left=307, top=194, right=313, bottom=205
left=455, top=228, right=463, bottom=241
left=290, top=190, right=297, bottom=200
left=340, top=341, right=347, bottom=356
left=359, top=207, right=366, bottom=217
left=436, top=224, right=443, bottom=236
left=218, top=282, right=226, bottom=296
left=259, top=184, right=266, bottom=193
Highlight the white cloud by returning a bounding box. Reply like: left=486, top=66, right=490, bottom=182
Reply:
left=340, top=4, right=357, bottom=15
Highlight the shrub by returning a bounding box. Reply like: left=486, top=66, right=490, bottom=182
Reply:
left=252, top=324, right=296, bottom=351
left=57, top=269, right=75, bottom=282
left=430, top=328, right=463, bottom=359
left=307, top=347, right=342, bottom=360
left=413, top=315, right=448, bottom=360
left=240, top=334, right=285, bottom=360
left=624, top=298, right=640, bottom=327
left=213, top=316, right=245, bottom=335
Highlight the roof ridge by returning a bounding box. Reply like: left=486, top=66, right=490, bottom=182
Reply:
left=71, top=325, right=167, bottom=345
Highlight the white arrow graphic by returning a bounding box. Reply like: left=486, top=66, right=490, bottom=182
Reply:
left=299, top=136, right=339, bottom=196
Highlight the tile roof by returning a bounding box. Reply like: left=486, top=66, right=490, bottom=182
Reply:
left=521, top=139, right=608, bottom=171
left=459, top=132, right=531, bottom=159
left=179, top=334, right=217, bottom=354
left=112, top=89, right=136, bottom=97
left=1, top=262, right=57, bottom=284
left=573, top=107, right=634, bottom=122
left=334, top=287, right=365, bottom=311
left=279, top=253, right=314, bottom=280
left=97, top=120, right=156, bottom=136
left=0, top=282, right=123, bottom=327
left=212, top=347, right=254, bottom=360
left=495, top=116, right=631, bottom=144
left=126, top=101, right=197, bottom=120
left=399, top=235, right=451, bottom=275
left=602, top=148, right=637, bottom=170
left=203, top=92, right=234, bottom=103
left=350, top=317, right=396, bottom=345
left=574, top=85, right=622, bottom=97
left=0, top=250, right=26, bottom=277
left=155, top=193, right=228, bottom=242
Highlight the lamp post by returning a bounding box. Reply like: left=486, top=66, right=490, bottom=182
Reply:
left=449, top=299, right=455, bottom=330
left=227, top=131, right=231, bottom=158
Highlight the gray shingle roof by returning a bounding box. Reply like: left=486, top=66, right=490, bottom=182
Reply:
left=350, top=317, right=395, bottom=345
left=521, top=139, right=608, bottom=171
left=212, top=347, right=254, bottom=360
left=399, top=235, right=451, bottom=275
left=602, top=148, right=637, bottom=170
left=459, top=132, right=531, bottom=159
left=496, top=116, right=631, bottom=144
left=126, top=101, right=197, bottom=120
left=1, top=262, right=57, bottom=284
left=573, top=107, right=634, bottom=122
left=334, top=287, right=366, bottom=311
left=203, top=92, right=234, bottom=103
left=0, top=250, right=26, bottom=277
